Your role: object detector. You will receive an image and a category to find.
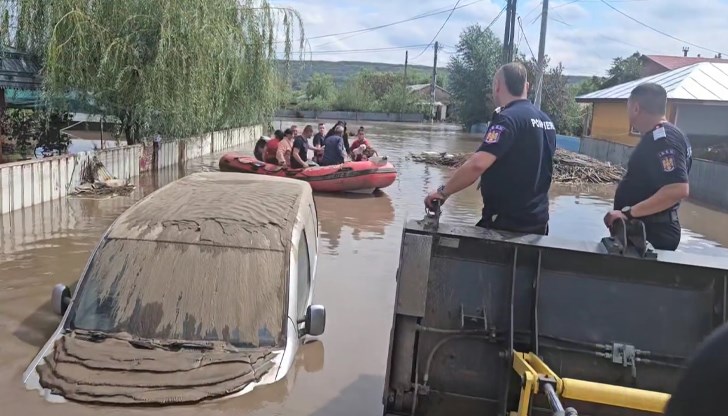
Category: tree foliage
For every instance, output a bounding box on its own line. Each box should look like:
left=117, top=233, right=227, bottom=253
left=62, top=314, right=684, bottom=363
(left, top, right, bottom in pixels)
left=601, top=52, right=643, bottom=88
left=519, top=56, right=583, bottom=136
left=296, top=70, right=423, bottom=114
left=574, top=76, right=607, bottom=96
left=11, top=0, right=303, bottom=143
left=305, top=73, right=336, bottom=102
left=447, top=24, right=503, bottom=130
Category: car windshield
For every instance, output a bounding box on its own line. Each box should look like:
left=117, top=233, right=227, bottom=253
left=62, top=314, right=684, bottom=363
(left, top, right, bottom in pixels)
left=69, top=238, right=287, bottom=349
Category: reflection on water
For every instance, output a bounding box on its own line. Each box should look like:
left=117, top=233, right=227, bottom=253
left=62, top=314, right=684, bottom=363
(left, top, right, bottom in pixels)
left=1, top=119, right=728, bottom=416
left=315, top=192, right=395, bottom=254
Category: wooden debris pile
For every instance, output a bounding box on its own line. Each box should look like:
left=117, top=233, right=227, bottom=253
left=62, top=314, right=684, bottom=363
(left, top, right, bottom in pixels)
left=409, top=148, right=625, bottom=184
left=70, top=155, right=136, bottom=197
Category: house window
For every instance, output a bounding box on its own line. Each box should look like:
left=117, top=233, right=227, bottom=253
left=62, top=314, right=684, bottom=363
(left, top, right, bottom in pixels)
left=296, top=231, right=311, bottom=321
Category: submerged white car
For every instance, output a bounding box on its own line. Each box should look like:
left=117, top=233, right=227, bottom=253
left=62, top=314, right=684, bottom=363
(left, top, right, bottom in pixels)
left=23, top=172, right=325, bottom=405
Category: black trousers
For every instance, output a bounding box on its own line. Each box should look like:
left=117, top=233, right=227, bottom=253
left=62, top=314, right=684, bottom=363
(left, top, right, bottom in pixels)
left=476, top=215, right=549, bottom=236
left=644, top=221, right=681, bottom=251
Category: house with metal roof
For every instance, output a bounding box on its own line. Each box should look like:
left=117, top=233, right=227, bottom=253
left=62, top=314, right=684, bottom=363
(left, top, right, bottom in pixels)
left=640, top=54, right=727, bottom=78
left=407, top=83, right=452, bottom=121
left=576, top=62, right=728, bottom=148
left=0, top=46, right=42, bottom=110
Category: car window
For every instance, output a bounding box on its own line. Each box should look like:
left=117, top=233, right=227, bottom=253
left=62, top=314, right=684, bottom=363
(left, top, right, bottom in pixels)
left=297, top=231, right=311, bottom=321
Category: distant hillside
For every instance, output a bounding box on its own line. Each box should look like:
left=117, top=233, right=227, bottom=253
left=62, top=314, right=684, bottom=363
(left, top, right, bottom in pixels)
left=565, top=75, right=590, bottom=86
left=277, top=59, right=590, bottom=91
left=277, top=60, right=448, bottom=90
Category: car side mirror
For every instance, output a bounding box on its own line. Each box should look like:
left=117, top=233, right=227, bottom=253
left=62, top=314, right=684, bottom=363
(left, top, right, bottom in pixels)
left=304, top=304, right=326, bottom=336
left=51, top=284, right=71, bottom=316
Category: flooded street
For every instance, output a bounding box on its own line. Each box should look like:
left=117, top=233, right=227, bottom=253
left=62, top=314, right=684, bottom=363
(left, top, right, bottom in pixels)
left=1, top=120, right=727, bottom=415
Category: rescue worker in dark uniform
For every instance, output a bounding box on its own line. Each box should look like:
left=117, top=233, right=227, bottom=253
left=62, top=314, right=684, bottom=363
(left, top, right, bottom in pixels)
left=425, top=62, right=557, bottom=235
left=603, top=83, right=692, bottom=251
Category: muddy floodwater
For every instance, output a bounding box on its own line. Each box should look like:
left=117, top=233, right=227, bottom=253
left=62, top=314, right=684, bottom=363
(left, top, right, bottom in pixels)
left=2, top=120, right=728, bottom=415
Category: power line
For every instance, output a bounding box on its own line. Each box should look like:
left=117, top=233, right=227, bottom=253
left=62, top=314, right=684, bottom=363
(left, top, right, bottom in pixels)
left=412, top=0, right=463, bottom=60
left=301, top=0, right=485, bottom=43
left=276, top=44, right=431, bottom=56
left=310, top=1, right=485, bottom=49
left=599, top=0, right=726, bottom=56
left=517, top=16, right=537, bottom=60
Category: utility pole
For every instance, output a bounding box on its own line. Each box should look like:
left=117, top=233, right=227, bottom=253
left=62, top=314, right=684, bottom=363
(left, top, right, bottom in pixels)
left=404, top=50, right=409, bottom=84
left=534, top=0, right=548, bottom=109
left=503, top=0, right=512, bottom=62
left=431, top=41, right=438, bottom=122
left=511, top=1, right=518, bottom=62
left=503, top=0, right=518, bottom=62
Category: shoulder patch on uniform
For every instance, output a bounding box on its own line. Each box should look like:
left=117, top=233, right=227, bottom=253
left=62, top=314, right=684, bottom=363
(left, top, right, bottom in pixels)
left=658, top=149, right=676, bottom=172
left=653, top=126, right=666, bottom=140
left=483, top=124, right=505, bottom=144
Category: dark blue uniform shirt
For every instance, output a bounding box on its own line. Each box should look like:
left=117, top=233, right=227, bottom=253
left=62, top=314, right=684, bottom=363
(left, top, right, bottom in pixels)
left=321, top=135, right=345, bottom=166
left=477, top=99, right=557, bottom=231
left=613, top=122, right=692, bottom=250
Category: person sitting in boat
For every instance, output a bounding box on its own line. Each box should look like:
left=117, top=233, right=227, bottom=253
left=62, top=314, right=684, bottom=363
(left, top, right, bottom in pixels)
left=254, top=136, right=269, bottom=161
left=277, top=128, right=305, bottom=168
left=292, top=125, right=319, bottom=169
left=350, top=127, right=378, bottom=161
left=326, top=121, right=351, bottom=157
left=321, top=125, right=349, bottom=166
left=264, top=130, right=284, bottom=164
left=313, top=123, right=326, bottom=164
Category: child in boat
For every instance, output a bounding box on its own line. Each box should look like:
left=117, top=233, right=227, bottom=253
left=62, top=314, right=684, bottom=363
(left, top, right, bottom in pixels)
left=350, top=127, right=378, bottom=161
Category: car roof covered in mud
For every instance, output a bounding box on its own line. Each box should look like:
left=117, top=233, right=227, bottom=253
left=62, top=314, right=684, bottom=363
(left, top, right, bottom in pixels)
left=107, top=172, right=312, bottom=252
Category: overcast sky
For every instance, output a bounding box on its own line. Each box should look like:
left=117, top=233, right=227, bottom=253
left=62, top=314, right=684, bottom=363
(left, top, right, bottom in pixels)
left=273, top=0, right=728, bottom=76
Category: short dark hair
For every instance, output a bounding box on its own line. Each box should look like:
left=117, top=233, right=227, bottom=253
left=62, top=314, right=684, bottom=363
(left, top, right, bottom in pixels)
left=283, top=128, right=293, bottom=136
left=274, top=129, right=284, bottom=139
left=630, top=83, right=667, bottom=115
left=318, top=123, right=325, bottom=127
left=500, top=62, right=528, bottom=96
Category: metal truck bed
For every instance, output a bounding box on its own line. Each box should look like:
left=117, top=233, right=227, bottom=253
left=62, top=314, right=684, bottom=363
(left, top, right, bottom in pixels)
left=383, top=220, right=728, bottom=416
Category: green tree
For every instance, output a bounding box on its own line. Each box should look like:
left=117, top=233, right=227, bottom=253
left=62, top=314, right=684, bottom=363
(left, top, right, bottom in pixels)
left=377, top=84, right=422, bottom=114
left=574, top=76, right=606, bottom=96
left=358, top=71, right=401, bottom=99
left=13, top=0, right=303, bottom=144
left=601, top=52, right=643, bottom=88
left=305, top=72, right=335, bottom=101
left=519, top=56, right=583, bottom=136
left=334, top=75, right=376, bottom=112
left=447, top=24, right=503, bottom=129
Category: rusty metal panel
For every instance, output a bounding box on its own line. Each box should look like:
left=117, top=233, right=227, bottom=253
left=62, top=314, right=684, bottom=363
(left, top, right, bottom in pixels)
left=396, top=233, right=433, bottom=317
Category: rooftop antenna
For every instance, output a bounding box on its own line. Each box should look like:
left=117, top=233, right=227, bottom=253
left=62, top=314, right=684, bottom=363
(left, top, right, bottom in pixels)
left=682, top=47, right=689, bottom=57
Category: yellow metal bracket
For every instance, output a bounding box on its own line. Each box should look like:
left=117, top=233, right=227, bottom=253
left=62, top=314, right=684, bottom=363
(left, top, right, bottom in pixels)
left=511, top=351, right=671, bottom=415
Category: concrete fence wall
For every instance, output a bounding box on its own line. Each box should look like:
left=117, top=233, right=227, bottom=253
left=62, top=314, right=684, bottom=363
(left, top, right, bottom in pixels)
left=0, top=125, right=261, bottom=214
left=275, top=109, right=424, bottom=123
left=0, top=147, right=141, bottom=215
left=579, top=136, right=728, bottom=210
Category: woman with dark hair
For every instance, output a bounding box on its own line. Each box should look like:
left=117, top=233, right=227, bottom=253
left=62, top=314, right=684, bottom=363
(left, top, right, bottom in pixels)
left=253, top=136, right=268, bottom=161
left=326, top=121, right=351, bottom=156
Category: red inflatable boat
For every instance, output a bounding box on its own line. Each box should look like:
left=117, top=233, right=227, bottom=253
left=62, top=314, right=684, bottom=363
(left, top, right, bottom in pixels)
left=219, top=152, right=397, bottom=193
